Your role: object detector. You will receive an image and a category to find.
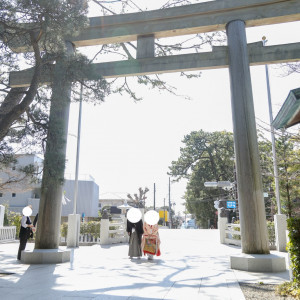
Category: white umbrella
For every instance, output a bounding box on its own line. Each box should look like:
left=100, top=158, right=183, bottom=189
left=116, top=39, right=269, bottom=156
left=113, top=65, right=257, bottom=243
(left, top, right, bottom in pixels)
left=117, top=200, right=132, bottom=210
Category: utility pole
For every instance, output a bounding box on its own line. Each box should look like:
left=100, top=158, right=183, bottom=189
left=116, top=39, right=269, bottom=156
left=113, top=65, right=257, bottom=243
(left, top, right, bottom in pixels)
left=163, top=198, right=166, bottom=226
left=168, top=177, right=172, bottom=228
left=73, top=83, right=83, bottom=215
left=153, top=183, right=156, bottom=210
left=67, top=82, right=83, bottom=248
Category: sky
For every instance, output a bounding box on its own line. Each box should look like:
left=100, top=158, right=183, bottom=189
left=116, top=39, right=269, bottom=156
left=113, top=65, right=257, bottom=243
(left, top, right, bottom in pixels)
left=64, top=2, right=300, bottom=214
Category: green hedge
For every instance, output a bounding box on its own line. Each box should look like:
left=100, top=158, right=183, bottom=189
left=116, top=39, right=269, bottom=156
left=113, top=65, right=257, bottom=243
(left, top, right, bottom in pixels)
left=80, top=221, right=100, bottom=239
left=4, top=207, right=22, bottom=239
left=276, top=218, right=300, bottom=298
left=267, top=221, right=275, bottom=246
left=60, top=221, right=100, bottom=241
left=287, top=217, right=300, bottom=287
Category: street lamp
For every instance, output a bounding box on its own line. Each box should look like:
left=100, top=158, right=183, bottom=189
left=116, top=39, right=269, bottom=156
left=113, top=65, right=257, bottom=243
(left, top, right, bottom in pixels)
left=262, top=36, right=286, bottom=252
left=262, top=36, right=281, bottom=215
left=67, top=83, right=83, bottom=248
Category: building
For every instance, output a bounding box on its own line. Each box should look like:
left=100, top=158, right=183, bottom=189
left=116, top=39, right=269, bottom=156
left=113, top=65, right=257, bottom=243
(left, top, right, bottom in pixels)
left=98, top=192, right=129, bottom=211
left=272, top=87, right=300, bottom=129
left=0, top=154, right=99, bottom=218
left=0, top=154, right=43, bottom=215
left=62, top=175, right=99, bottom=218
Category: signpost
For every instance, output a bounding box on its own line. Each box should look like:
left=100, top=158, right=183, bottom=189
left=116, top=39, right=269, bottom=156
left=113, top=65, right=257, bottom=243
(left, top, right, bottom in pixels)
left=227, top=201, right=236, bottom=209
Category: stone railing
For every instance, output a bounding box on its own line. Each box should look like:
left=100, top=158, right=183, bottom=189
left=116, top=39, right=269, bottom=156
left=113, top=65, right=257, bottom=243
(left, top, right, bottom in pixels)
left=224, top=223, right=241, bottom=246
left=219, top=216, right=282, bottom=250
left=100, top=217, right=129, bottom=245
left=0, top=226, right=17, bottom=242
left=79, top=234, right=100, bottom=244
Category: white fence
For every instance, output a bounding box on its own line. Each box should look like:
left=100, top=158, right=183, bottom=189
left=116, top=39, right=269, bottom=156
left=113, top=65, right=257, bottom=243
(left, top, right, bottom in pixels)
left=79, top=234, right=100, bottom=244
left=60, top=217, right=128, bottom=246
left=0, top=226, right=16, bottom=242
left=220, top=220, right=277, bottom=250
left=100, top=217, right=128, bottom=245
left=224, top=223, right=241, bottom=246
left=108, top=220, right=128, bottom=244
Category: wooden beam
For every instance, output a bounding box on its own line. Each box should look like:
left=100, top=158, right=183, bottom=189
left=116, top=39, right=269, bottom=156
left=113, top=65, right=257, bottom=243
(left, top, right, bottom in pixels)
left=9, top=42, right=300, bottom=88
left=8, top=0, right=300, bottom=53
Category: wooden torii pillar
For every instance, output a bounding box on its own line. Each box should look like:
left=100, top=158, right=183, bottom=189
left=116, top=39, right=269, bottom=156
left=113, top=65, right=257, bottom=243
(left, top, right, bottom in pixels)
left=7, top=0, right=300, bottom=263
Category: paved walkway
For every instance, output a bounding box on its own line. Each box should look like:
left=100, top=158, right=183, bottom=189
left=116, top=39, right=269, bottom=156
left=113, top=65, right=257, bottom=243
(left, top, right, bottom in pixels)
left=0, top=229, right=290, bottom=300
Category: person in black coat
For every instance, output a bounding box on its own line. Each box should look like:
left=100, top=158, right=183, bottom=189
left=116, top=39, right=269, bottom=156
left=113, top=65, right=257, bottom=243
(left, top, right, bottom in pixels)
left=17, top=206, right=35, bottom=260
left=127, top=219, right=144, bottom=259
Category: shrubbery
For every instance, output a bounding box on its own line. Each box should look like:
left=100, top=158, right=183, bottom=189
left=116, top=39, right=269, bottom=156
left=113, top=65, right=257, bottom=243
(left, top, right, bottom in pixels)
left=3, top=205, right=22, bottom=238
left=267, top=221, right=275, bottom=247
left=80, top=221, right=100, bottom=239
left=61, top=222, right=68, bottom=241
left=287, top=218, right=300, bottom=286
left=60, top=221, right=100, bottom=241
left=276, top=282, right=300, bottom=299
left=276, top=217, right=300, bottom=299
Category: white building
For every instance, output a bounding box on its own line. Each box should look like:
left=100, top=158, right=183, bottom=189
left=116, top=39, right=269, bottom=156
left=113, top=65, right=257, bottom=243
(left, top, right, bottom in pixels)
left=62, top=175, right=99, bottom=218
left=0, top=154, right=99, bottom=218
left=98, top=192, right=134, bottom=211
left=0, top=154, right=43, bottom=215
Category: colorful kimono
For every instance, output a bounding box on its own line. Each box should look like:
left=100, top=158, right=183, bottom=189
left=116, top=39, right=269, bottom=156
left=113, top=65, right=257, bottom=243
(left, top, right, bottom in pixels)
left=141, top=222, right=161, bottom=257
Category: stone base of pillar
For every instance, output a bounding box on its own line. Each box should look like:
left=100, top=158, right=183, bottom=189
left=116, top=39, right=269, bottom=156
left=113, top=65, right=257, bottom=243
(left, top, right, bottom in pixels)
left=230, top=253, right=286, bottom=272
left=21, top=249, right=70, bottom=264
left=67, top=214, right=80, bottom=248
left=274, top=214, right=287, bottom=252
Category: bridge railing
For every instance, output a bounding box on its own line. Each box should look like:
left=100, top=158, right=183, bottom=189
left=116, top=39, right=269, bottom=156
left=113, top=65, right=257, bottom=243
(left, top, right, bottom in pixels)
left=0, top=226, right=17, bottom=242
left=219, top=217, right=278, bottom=250
left=79, top=234, right=100, bottom=244
left=100, top=217, right=129, bottom=245
left=224, top=223, right=241, bottom=246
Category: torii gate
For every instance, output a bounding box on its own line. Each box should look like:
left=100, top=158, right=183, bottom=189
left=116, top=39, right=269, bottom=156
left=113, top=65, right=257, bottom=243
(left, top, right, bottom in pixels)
left=9, top=0, right=300, bottom=265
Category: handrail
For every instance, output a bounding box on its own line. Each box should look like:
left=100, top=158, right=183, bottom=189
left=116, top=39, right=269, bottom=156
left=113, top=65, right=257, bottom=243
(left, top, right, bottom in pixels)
left=0, top=226, right=17, bottom=242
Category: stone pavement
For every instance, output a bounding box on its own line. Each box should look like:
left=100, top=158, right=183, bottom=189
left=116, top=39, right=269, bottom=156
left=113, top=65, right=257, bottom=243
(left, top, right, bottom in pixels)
left=0, top=229, right=290, bottom=300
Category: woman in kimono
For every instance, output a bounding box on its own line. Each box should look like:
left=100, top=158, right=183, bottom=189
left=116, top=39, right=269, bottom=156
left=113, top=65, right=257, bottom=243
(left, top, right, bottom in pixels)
left=141, top=222, right=161, bottom=260
left=127, top=218, right=144, bottom=259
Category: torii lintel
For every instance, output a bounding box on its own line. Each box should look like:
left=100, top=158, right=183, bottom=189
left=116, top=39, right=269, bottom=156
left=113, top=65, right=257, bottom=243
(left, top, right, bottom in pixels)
left=8, top=0, right=300, bottom=53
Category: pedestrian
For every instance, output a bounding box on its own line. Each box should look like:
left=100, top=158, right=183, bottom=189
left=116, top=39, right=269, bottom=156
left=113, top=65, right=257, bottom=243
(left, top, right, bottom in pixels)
left=17, top=205, right=35, bottom=260
left=127, top=218, right=144, bottom=259
left=141, top=221, right=161, bottom=260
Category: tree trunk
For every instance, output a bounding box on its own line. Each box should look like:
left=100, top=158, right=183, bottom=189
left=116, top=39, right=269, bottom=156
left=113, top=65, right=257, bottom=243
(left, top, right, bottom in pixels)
left=0, top=87, right=28, bottom=140
left=35, top=43, right=74, bottom=249
left=0, top=37, right=47, bottom=142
